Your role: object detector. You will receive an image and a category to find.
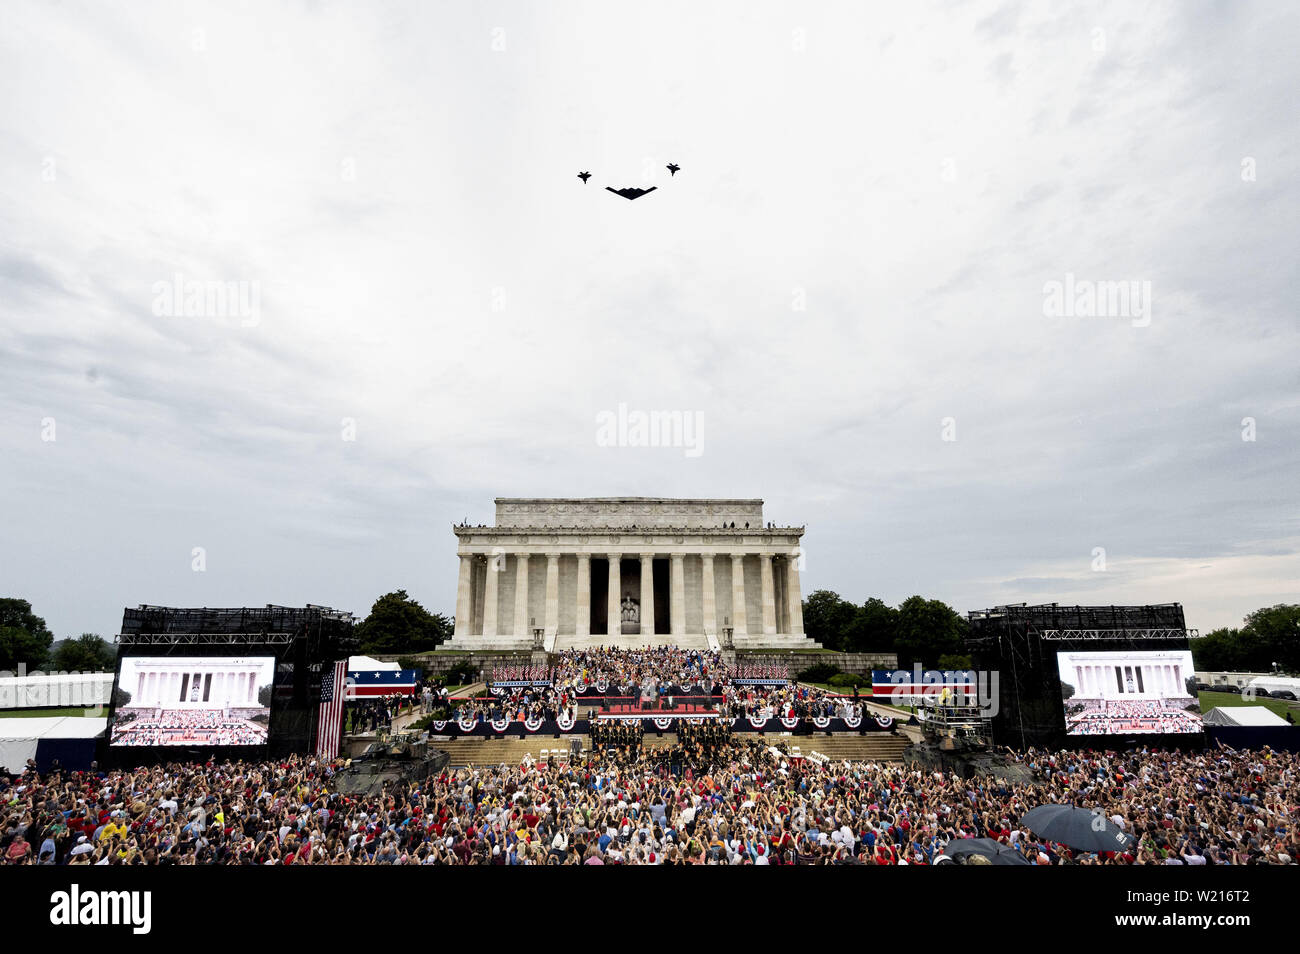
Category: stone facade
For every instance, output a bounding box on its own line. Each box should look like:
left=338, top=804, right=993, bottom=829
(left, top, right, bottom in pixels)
left=440, top=497, right=818, bottom=651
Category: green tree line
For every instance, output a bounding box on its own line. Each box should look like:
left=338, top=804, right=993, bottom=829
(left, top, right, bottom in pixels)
left=800, top=590, right=970, bottom=668
left=0, top=598, right=117, bottom=672
left=1190, top=604, right=1300, bottom=674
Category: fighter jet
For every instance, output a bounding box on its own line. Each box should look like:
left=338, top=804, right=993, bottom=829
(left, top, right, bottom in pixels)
left=577, top=171, right=591, bottom=184
left=666, top=163, right=680, bottom=176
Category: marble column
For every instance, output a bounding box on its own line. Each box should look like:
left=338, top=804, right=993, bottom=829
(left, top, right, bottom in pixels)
left=700, top=554, right=717, bottom=636
left=670, top=553, right=686, bottom=636
left=639, top=553, right=656, bottom=637
left=730, top=554, right=748, bottom=635
left=544, top=553, right=560, bottom=638
left=453, top=554, right=473, bottom=637
left=606, top=554, right=621, bottom=636
left=575, top=553, right=592, bottom=638
left=482, top=551, right=501, bottom=637
left=759, top=552, right=777, bottom=635
left=514, top=553, right=531, bottom=637
left=786, top=554, right=805, bottom=635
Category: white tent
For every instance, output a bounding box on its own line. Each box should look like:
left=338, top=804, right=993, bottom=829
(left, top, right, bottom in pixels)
left=1247, top=676, right=1300, bottom=695
left=1201, top=706, right=1289, bottom=727
left=348, top=655, right=400, bottom=672
left=0, top=716, right=108, bottom=772
left=0, top=672, right=114, bottom=709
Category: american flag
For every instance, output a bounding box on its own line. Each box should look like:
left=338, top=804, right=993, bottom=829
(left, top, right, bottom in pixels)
left=316, top=659, right=348, bottom=759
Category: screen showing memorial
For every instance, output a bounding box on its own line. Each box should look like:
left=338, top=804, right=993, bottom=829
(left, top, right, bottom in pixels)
left=1057, top=649, right=1202, bottom=736
left=110, top=656, right=275, bottom=746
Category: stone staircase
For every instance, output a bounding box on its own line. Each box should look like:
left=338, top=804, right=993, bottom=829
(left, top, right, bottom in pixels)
left=793, top=735, right=910, bottom=763
left=433, top=736, right=582, bottom=767
left=731, top=634, right=824, bottom=650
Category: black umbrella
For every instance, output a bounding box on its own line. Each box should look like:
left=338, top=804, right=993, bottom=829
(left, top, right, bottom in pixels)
left=943, top=837, right=1031, bottom=866
left=1022, top=804, right=1136, bottom=853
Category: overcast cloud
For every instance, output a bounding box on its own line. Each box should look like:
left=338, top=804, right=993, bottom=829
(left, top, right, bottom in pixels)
left=2, top=0, right=1297, bottom=640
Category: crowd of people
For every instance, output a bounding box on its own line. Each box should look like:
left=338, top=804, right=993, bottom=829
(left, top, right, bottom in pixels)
left=589, top=720, right=643, bottom=755
left=5, top=739, right=1294, bottom=864
left=453, top=684, right=578, bottom=726
left=719, top=682, right=860, bottom=722
left=110, top=710, right=267, bottom=747
left=463, top=647, right=820, bottom=724
left=550, top=646, right=725, bottom=696
left=1066, top=699, right=1204, bottom=735
left=345, top=693, right=418, bottom=734
left=673, top=720, right=729, bottom=754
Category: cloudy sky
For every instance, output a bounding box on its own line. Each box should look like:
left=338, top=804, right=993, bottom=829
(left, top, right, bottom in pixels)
left=2, top=0, right=1296, bottom=641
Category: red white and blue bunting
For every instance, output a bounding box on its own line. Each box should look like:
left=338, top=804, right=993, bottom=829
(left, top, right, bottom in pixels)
left=421, top=715, right=893, bottom=738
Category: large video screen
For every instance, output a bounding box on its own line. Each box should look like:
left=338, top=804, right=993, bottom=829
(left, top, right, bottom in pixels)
left=110, top=656, right=275, bottom=746
left=1057, top=649, right=1202, bottom=735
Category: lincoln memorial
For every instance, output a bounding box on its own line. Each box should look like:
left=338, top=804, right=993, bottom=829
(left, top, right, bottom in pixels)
left=441, top=498, right=820, bottom=651
left=1056, top=650, right=1196, bottom=701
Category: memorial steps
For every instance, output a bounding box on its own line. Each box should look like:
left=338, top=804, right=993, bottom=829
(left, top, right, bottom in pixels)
left=731, top=634, right=824, bottom=650
left=799, top=735, right=910, bottom=762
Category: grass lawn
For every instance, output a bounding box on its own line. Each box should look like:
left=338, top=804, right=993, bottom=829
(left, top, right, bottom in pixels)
left=1198, top=690, right=1294, bottom=721
left=0, top=707, right=98, bottom=719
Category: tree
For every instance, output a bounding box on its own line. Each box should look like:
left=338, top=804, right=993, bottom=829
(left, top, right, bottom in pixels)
left=50, top=633, right=117, bottom=672
left=844, top=598, right=899, bottom=653
left=355, top=590, right=452, bottom=655
left=1190, top=627, right=1242, bottom=671
left=893, top=595, right=966, bottom=669
left=0, top=598, right=54, bottom=671
left=1190, top=606, right=1300, bottom=674
left=1241, top=604, right=1300, bottom=674
left=800, top=590, right=860, bottom=651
